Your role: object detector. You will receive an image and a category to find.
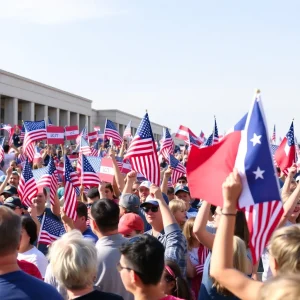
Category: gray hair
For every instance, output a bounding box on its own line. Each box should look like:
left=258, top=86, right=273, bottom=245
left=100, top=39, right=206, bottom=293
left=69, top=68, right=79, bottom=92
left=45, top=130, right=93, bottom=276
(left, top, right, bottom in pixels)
left=48, top=230, right=97, bottom=290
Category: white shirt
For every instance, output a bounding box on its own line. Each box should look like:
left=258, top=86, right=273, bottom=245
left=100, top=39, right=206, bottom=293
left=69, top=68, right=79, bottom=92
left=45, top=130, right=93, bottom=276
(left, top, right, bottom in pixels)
left=18, top=246, right=48, bottom=278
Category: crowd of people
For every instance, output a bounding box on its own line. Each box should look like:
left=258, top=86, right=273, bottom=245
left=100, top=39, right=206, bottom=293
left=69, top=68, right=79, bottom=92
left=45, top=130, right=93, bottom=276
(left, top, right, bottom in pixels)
left=0, top=130, right=300, bottom=300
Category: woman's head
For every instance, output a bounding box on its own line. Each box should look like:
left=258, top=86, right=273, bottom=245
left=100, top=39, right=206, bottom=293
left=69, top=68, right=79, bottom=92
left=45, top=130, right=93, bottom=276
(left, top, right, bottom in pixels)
left=212, top=236, right=248, bottom=296
left=48, top=230, right=97, bottom=291
left=20, top=216, right=37, bottom=246
left=183, top=217, right=198, bottom=250
left=161, top=260, right=192, bottom=300
left=257, top=274, right=300, bottom=300
left=268, top=224, right=300, bottom=276
left=169, top=199, right=187, bottom=227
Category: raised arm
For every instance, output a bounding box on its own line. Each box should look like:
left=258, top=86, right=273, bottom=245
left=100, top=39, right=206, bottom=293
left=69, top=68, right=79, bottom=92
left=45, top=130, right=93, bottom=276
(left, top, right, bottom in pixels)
left=110, top=149, right=125, bottom=192
left=210, top=169, right=262, bottom=300
left=122, top=171, right=137, bottom=194
left=193, top=200, right=215, bottom=250
left=160, top=167, right=172, bottom=195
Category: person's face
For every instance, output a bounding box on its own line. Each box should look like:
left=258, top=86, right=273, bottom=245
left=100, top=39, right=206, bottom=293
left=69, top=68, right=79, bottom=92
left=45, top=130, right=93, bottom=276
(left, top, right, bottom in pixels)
left=33, top=193, right=46, bottom=209
left=167, top=193, right=174, bottom=201
left=213, top=207, right=222, bottom=228
left=9, top=174, right=19, bottom=186
left=132, top=183, right=140, bottom=197
left=13, top=206, right=23, bottom=216
left=290, top=200, right=300, bottom=219
left=173, top=208, right=187, bottom=225
left=104, top=188, right=114, bottom=200
left=139, top=187, right=149, bottom=202
left=143, top=205, right=160, bottom=225
left=160, top=270, right=176, bottom=296
left=73, top=215, right=86, bottom=230
left=177, top=179, right=187, bottom=186
left=175, top=191, right=191, bottom=204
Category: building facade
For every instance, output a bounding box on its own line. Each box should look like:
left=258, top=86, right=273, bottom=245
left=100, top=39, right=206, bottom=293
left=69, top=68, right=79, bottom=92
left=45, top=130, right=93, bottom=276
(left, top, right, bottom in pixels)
left=0, top=69, right=167, bottom=140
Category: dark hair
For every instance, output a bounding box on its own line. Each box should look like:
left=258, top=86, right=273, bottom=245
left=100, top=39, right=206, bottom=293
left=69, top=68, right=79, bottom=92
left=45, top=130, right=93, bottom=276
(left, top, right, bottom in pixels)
left=234, top=211, right=249, bottom=248
left=21, top=216, right=37, bottom=245
left=164, top=260, right=192, bottom=300
left=210, top=205, right=217, bottom=216
left=105, top=183, right=113, bottom=192
left=177, top=176, right=187, bottom=183
left=3, top=145, right=9, bottom=153
left=0, top=206, right=21, bottom=255
left=91, top=199, right=119, bottom=232
left=87, top=187, right=100, bottom=200
left=43, top=187, right=47, bottom=197
left=167, top=187, right=174, bottom=195
left=119, top=235, right=165, bottom=285
left=76, top=201, right=88, bottom=220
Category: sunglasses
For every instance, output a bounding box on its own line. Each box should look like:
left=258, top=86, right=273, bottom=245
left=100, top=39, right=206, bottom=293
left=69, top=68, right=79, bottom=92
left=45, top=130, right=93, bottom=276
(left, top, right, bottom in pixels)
left=86, top=203, right=93, bottom=208
left=142, top=206, right=159, bottom=213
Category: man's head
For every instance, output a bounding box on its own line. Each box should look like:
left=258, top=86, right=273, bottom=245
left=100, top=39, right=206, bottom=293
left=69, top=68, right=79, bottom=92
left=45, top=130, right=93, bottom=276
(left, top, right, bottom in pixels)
left=174, top=185, right=191, bottom=205
left=33, top=188, right=48, bottom=210
left=118, top=213, right=144, bottom=238
left=73, top=201, right=88, bottom=233
left=167, top=187, right=175, bottom=201
left=177, top=176, right=187, bottom=186
left=3, top=145, right=9, bottom=154
left=138, top=181, right=151, bottom=202
left=119, top=193, right=140, bottom=217
left=0, top=206, right=21, bottom=256
left=118, top=235, right=165, bottom=294
left=140, top=196, right=163, bottom=230
left=87, top=187, right=100, bottom=203
left=9, top=171, right=20, bottom=187
left=4, top=196, right=23, bottom=216
left=104, top=183, right=114, bottom=200
left=132, top=181, right=141, bottom=197
left=90, top=199, right=119, bottom=236
left=0, top=185, right=18, bottom=201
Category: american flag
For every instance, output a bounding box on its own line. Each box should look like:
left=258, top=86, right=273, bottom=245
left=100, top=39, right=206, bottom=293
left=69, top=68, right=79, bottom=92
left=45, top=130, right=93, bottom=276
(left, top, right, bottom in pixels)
left=90, top=141, right=99, bottom=156
left=76, top=127, right=88, bottom=145
left=189, top=134, right=201, bottom=150
left=124, top=113, right=160, bottom=186
left=37, top=157, right=58, bottom=205
left=33, top=146, right=42, bottom=164
left=0, top=124, right=14, bottom=145
left=18, top=159, right=38, bottom=208
left=32, top=167, right=47, bottom=181
left=213, top=116, right=219, bottom=143
left=204, top=133, right=213, bottom=146
left=81, top=154, right=100, bottom=186
left=123, top=121, right=132, bottom=138
left=38, top=214, right=65, bottom=246
left=86, top=156, right=101, bottom=173
left=270, top=144, right=279, bottom=167
left=48, top=117, right=53, bottom=126
left=20, top=124, right=25, bottom=141
left=24, top=141, right=35, bottom=162
left=199, top=130, right=206, bottom=143
left=169, top=154, right=186, bottom=185
left=160, top=128, right=174, bottom=161
left=104, top=119, right=123, bottom=145
left=175, top=125, right=201, bottom=146
left=115, top=156, right=124, bottom=170
left=80, top=136, right=91, bottom=156
left=271, top=125, right=276, bottom=144
left=16, top=152, right=27, bottom=168
left=64, top=155, right=79, bottom=220
left=0, top=137, right=5, bottom=163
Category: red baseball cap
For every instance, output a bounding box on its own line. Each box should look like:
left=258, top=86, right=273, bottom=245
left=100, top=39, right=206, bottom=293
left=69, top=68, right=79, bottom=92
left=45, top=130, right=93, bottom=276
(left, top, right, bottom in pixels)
left=118, top=213, right=144, bottom=236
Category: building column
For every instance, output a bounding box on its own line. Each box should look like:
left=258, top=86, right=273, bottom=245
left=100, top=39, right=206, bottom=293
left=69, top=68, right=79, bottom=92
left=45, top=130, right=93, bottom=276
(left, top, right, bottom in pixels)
left=66, top=111, right=70, bottom=126
left=21, top=101, right=35, bottom=122
left=49, top=107, right=59, bottom=126
left=59, top=110, right=68, bottom=127
left=70, top=112, right=79, bottom=126
left=85, top=115, right=89, bottom=131
left=79, top=114, right=85, bottom=131
left=36, top=105, right=48, bottom=122
left=4, top=97, right=18, bottom=125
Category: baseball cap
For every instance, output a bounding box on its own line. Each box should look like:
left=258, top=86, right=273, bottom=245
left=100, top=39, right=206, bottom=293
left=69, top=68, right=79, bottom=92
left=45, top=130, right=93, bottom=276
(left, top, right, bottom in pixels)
left=0, top=175, right=6, bottom=183
left=1, top=185, right=18, bottom=196
left=119, top=193, right=140, bottom=214
left=139, top=181, right=151, bottom=189
left=118, top=213, right=144, bottom=236
left=140, top=195, right=159, bottom=208
left=174, top=185, right=190, bottom=195
left=4, top=196, right=23, bottom=209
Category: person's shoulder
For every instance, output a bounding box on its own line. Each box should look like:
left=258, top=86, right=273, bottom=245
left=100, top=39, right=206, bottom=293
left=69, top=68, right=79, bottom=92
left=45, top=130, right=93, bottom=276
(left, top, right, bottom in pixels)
left=92, top=290, right=123, bottom=299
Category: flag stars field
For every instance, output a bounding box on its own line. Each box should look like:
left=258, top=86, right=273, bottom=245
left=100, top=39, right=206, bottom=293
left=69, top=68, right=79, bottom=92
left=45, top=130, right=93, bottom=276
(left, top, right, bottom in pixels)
left=253, top=166, right=265, bottom=179
left=250, top=133, right=262, bottom=146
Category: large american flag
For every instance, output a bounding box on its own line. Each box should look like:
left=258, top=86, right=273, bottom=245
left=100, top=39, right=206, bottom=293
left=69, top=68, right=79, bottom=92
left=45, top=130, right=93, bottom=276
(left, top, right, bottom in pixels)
left=80, top=136, right=91, bottom=156
left=37, top=157, right=58, bottom=205
left=169, top=154, right=186, bottom=185
left=123, top=120, right=132, bottom=138
left=104, top=119, right=123, bottom=145
left=160, top=128, right=174, bottom=161
left=124, top=113, right=160, bottom=186
left=64, top=155, right=79, bottom=220
left=0, top=137, right=5, bottom=163
left=81, top=154, right=100, bottom=186
left=18, top=159, right=37, bottom=208
left=38, top=214, right=65, bottom=246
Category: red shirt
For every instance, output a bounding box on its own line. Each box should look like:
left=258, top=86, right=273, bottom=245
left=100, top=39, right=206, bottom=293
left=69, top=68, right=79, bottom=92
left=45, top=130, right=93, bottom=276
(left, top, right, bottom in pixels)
left=17, top=260, right=43, bottom=280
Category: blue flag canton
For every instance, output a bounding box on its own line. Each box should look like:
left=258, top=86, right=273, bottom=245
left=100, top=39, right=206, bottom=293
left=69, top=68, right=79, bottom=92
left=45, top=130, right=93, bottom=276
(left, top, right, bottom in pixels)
left=24, top=120, right=46, bottom=132
left=47, top=157, right=57, bottom=175
left=234, top=113, right=248, bottom=131
left=205, top=133, right=213, bottom=146
left=23, top=160, right=34, bottom=182
left=286, top=122, right=295, bottom=146
left=106, top=120, right=118, bottom=131
left=80, top=136, right=89, bottom=147
left=245, top=99, right=281, bottom=203
left=169, top=154, right=179, bottom=168
left=32, top=167, right=47, bottom=181
left=87, top=156, right=101, bottom=173
left=0, top=136, right=5, bottom=147
left=64, top=156, right=74, bottom=182
left=136, top=113, right=154, bottom=140
left=165, top=128, right=172, bottom=139
left=48, top=117, right=53, bottom=125
left=82, top=155, right=96, bottom=173
left=214, top=118, right=219, bottom=139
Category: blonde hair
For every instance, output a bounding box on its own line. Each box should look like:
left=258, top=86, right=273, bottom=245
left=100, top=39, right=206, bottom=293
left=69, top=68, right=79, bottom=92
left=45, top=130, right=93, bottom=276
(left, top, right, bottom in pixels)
left=183, top=217, right=196, bottom=251
left=48, top=230, right=97, bottom=290
left=258, top=274, right=300, bottom=300
left=169, top=199, right=186, bottom=215
left=269, top=224, right=300, bottom=275
left=213, top=236, right=248, bottom=296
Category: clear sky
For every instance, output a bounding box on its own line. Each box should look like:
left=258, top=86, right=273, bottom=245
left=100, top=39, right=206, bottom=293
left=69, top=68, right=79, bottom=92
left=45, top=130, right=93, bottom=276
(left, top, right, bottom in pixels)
left=0, top=0, right=299, bottom=141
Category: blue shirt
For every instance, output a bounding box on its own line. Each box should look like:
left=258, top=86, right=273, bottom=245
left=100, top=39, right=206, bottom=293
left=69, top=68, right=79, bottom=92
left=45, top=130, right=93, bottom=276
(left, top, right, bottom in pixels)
left=0, top=270, right=63, bottom=300
left=83, top=227, right=98, bottom=243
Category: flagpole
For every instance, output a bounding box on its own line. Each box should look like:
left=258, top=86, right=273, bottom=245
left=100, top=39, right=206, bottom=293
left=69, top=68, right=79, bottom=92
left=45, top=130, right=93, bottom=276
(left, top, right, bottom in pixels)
left=37, top=212, right=46, bottom=249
